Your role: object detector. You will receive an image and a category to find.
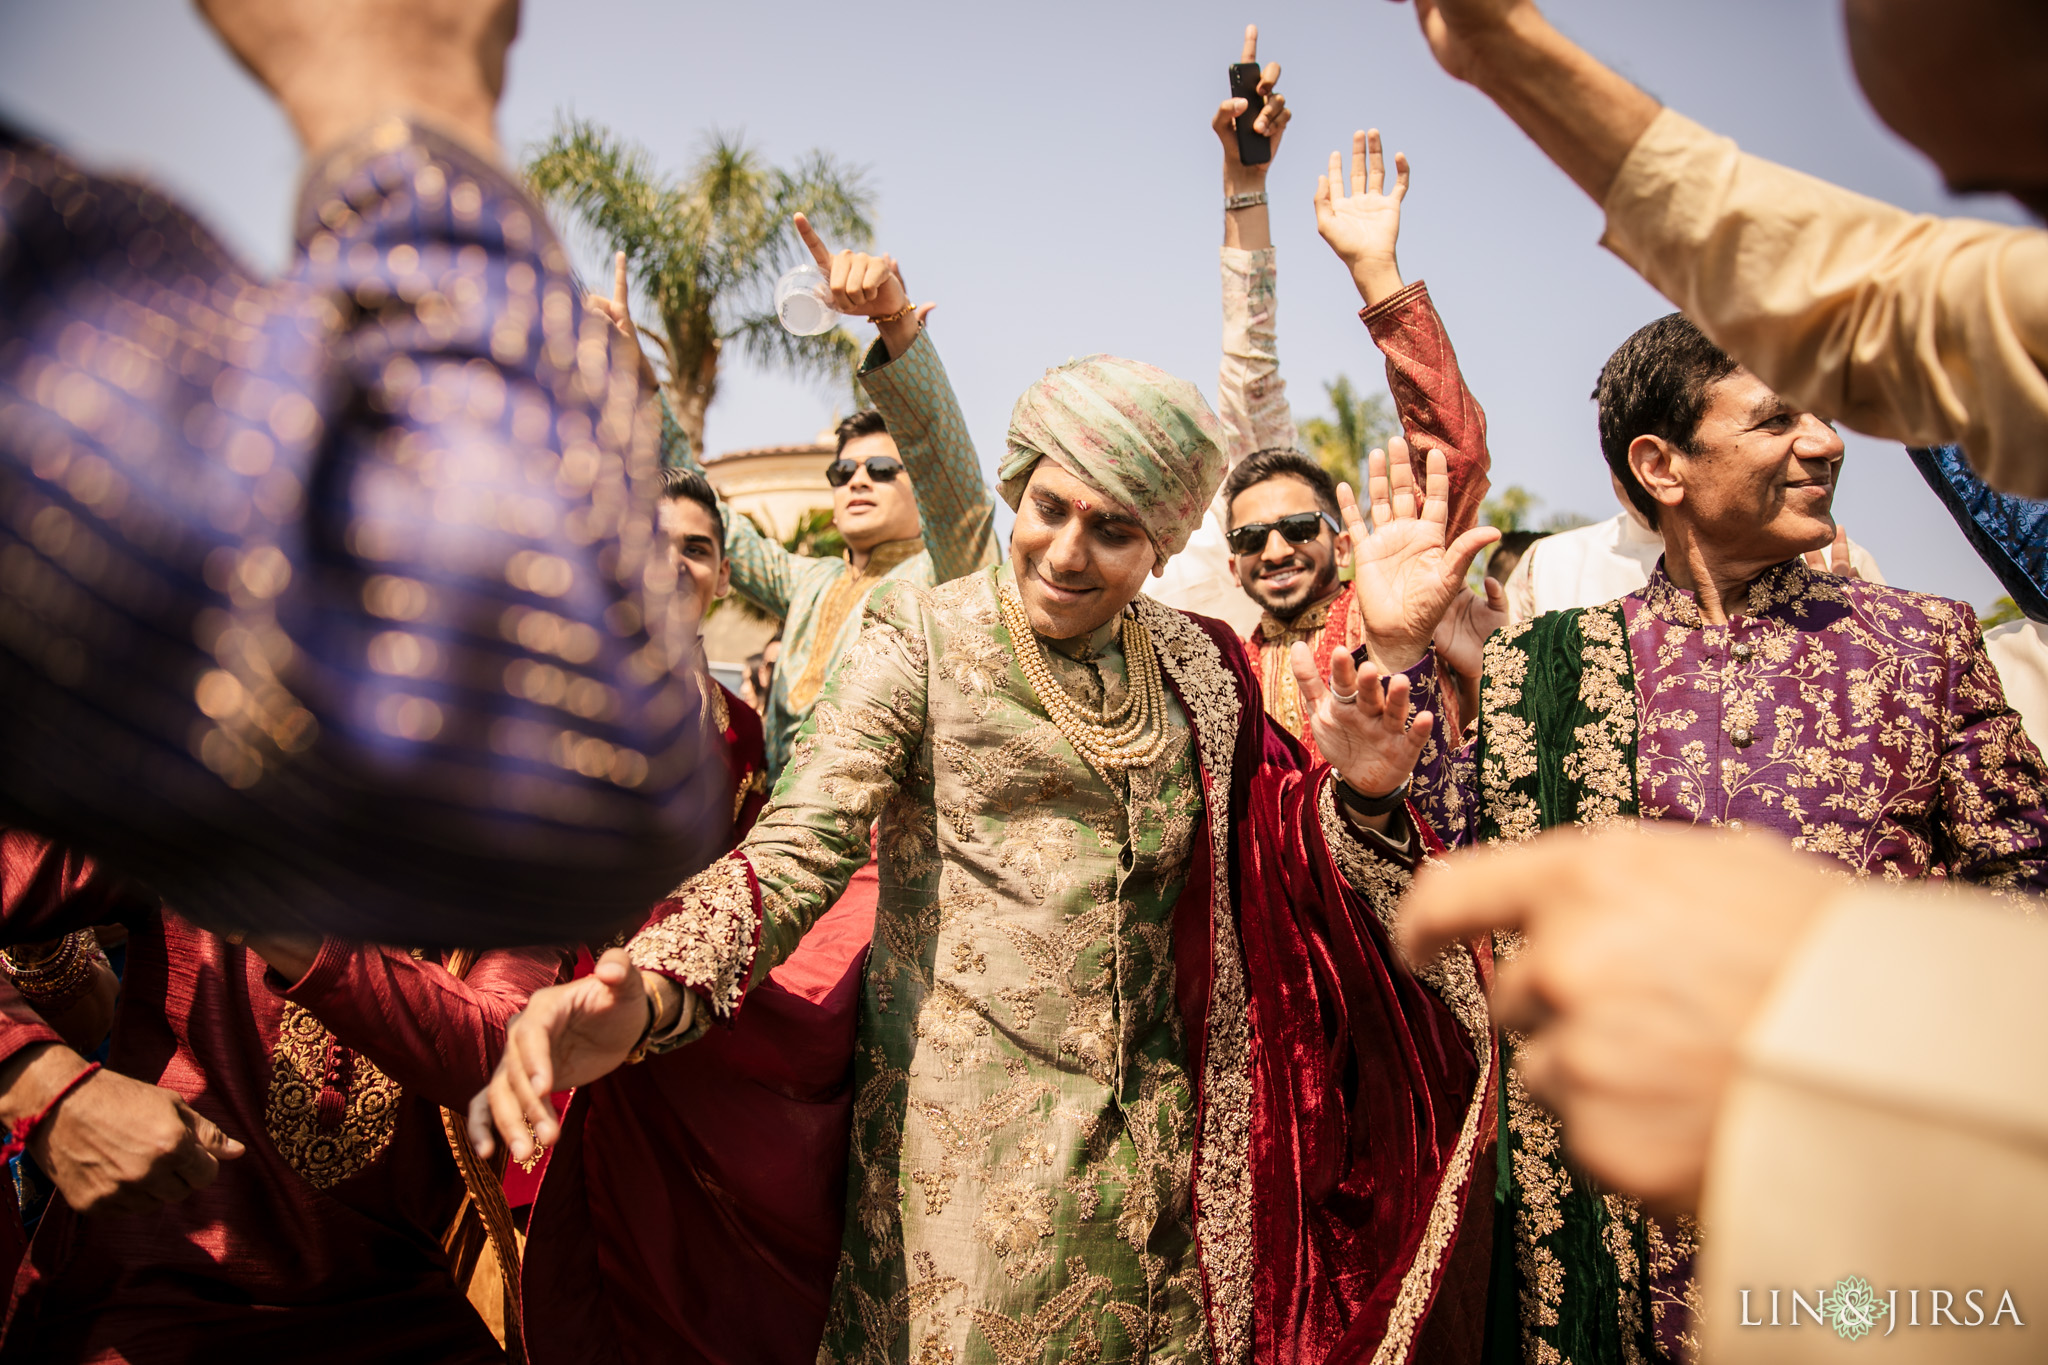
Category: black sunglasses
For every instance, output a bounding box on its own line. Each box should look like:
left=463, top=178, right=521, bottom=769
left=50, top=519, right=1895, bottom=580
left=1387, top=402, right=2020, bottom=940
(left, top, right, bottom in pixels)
left=825, top=456, right=905, bottom=488
left=1226, top=510, right=1341, bottom=557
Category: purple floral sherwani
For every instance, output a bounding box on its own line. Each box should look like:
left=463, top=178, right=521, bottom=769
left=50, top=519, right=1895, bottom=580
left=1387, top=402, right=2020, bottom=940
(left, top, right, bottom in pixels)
left=1414, top=558, right=2048, bottom=884
left=1394, top=556, right=2048, bottom=1365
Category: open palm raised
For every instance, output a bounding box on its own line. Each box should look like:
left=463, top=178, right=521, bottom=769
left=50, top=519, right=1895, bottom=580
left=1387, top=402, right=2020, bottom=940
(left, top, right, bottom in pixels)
left=1345, top=437, right=1500, bottom=671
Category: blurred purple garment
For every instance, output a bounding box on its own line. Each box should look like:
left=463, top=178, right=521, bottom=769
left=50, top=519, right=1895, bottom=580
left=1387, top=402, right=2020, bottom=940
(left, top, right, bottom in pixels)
left=0, top=117, right=722, bottom=944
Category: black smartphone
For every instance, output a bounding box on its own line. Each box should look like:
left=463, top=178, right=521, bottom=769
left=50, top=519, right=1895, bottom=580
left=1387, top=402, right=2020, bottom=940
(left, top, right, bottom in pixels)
left=1229, top=62, right=1270, bottom=166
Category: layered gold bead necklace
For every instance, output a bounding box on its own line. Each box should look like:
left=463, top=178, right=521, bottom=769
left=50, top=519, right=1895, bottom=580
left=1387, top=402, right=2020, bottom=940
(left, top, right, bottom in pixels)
left=997, top=585, right=1171, bottom=776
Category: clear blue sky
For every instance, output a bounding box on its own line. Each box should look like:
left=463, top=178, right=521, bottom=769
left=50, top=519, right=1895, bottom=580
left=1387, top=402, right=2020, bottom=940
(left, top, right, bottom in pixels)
left=2, top=0, right=2030, bottom=609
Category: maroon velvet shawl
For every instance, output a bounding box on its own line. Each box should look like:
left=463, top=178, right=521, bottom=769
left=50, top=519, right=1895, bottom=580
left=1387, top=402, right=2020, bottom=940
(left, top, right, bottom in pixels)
left=1177, top=611, right=1494, bottom=1363
left=518, top=864, right=875, bottom=1365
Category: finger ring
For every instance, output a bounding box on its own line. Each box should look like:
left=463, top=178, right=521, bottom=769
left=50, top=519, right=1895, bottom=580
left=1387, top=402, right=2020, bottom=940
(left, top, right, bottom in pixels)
left=1331, top=688, right=1359, bottom=706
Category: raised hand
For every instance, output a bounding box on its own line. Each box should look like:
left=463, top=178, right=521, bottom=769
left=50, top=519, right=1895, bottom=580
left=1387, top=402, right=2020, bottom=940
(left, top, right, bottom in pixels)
left=1345, top=438, right=1502, bottom=671
left=792, top=214, right=931, bottom=359
left=584, top=250, right=658, bottom=391
left=1803, top=523, right=1861, bottom=580
left=1292, top=644, right=1434, bottom=813
left=1212, top=25, right=1291, bottom=177
left=1433, top=572, right=1510, bottom=681
left=467, top=948, right=664, bottom=1162
left=1315, top=128, right=1410, bottom=307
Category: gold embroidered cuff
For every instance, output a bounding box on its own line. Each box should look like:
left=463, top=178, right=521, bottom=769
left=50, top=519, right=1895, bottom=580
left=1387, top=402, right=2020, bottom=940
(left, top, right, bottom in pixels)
left=625, top=853, right=759, bottom=1046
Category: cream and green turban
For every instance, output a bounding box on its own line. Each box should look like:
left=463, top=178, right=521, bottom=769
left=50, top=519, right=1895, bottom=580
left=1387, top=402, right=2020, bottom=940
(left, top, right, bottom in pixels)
left=999, top=355, right=1226, bottom=567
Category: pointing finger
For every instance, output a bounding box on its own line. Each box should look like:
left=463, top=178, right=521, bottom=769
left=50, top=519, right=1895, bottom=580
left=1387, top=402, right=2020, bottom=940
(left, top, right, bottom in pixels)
left=793, top=213, right=832, bottom=267
left=611, top=250, right=629, bottom=315
left=1352, top=129, right=1369, bottom=196
left=1242, top=23, right=1258, bottom=62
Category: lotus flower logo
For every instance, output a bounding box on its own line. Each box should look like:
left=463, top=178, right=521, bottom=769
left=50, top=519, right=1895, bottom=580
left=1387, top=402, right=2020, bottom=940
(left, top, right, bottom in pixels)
left=1823, top=1275, right=1890, bottom=1341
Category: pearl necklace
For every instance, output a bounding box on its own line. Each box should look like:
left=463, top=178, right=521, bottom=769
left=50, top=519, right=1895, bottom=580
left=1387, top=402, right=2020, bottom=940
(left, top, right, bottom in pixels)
left=997, top=585, right=1172, bottom=776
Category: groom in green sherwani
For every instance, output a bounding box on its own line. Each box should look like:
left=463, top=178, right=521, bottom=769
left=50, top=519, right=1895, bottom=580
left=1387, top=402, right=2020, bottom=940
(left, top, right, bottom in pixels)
left=473, top=316, right=1505, bottom=1362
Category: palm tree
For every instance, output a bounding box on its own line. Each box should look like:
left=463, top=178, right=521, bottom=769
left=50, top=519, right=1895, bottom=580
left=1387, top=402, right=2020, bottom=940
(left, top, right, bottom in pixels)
left=1298, top=375, right=1399, bottom=490
left=527, top=117, right=875, bottom=455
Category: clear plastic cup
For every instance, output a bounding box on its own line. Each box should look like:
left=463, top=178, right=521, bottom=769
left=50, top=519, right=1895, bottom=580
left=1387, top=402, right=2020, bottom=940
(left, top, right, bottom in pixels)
left=774, top=264, right=840, bottom=337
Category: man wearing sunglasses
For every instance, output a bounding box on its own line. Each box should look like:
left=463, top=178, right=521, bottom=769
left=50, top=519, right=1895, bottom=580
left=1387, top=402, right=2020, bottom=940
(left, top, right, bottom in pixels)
left=625, top=218, right=1001, bottom=781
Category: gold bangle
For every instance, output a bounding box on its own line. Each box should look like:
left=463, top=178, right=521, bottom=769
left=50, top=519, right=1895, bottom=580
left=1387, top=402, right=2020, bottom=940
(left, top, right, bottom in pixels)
left=624, top=991, right=659, bottom=1066
left=870, top=301, right=918, bottom=327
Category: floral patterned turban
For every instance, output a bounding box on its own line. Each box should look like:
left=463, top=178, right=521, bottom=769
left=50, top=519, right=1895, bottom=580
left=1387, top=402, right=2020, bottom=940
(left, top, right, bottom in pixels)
left=999, top=355, right=1226, bottom=566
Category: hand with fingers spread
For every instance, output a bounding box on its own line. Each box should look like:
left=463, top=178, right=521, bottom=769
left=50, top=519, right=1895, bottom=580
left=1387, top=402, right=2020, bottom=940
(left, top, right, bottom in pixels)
left=1343, top=438, right=1502, bottom=671
left=1802, top=523, right=1861, bottom=580
left=5, top=1045, right=246, bottom=1216
left=1315, top=128, right=1411, bottom=309
left=1397, top=823, right=1842, bottom=1213
left=1290, top=644, right=1435, bottom=828
left=466, top=947, right=680, bottom=1162
left=791, top=214, right=933, bottom=361
left=1213, top=24, right=1292, bottom=188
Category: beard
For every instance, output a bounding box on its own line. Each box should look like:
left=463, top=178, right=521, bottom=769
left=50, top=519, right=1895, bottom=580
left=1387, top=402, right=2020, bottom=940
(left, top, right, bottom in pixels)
left=1245, top=553, right=1339, bottom=620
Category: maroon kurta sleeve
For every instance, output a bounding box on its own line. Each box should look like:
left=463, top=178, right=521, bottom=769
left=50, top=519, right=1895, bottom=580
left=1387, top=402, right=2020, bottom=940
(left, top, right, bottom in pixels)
left=275, top=942, right=568, bottom=1110
left=1362, top=280, right=1492, bottom=541
left=0, top=833, right=152, bottom=1068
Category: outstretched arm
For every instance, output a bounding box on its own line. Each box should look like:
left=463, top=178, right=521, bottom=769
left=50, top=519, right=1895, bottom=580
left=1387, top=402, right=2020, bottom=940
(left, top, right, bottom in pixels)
left=1215, top=25, right=1299, bottom=463
left=470, top=577, right=932, bottom=1160
left=1316, top=128, right=1492, bottom=537
left=1399, top=0, right=2048, bottom=499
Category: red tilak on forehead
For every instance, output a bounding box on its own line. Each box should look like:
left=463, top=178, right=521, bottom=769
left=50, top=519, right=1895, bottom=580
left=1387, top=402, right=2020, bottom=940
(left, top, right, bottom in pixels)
left=1075, top=498, right=1091, bottom=512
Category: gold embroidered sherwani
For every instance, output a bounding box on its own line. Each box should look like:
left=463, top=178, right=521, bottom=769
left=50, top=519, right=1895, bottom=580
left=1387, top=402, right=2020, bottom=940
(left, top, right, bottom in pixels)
left=641, top=564, right=1211, bottom=1362
left=625, top=556, right=1496, bottom=1365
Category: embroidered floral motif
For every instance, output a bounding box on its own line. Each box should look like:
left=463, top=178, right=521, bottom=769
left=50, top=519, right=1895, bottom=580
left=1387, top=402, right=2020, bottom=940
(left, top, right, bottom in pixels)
left=1141, top=596, right=1253, bottom=1365
left=1320, top=778, right=1495, bottom=1365
left=264, top=1001, right=402, bottom=1189
left=629, top=853, right=760, bottom=1036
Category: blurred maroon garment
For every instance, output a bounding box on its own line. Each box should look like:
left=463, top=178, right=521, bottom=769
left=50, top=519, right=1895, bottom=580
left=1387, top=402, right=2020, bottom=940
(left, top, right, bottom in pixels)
left=519, top=682, right=874, bottom=1365
left=501, top=679, right=769, bottom=1214
left=0, top=831, right=566, bottom=1364
left=519, top=866, right=876, bottom=1365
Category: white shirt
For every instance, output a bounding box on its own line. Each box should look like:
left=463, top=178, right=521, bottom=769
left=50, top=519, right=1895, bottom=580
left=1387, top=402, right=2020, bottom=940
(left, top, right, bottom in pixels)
left=1985, top=619, right=2048, bottom=754
left=1503, top=509, right=1886, bottom=624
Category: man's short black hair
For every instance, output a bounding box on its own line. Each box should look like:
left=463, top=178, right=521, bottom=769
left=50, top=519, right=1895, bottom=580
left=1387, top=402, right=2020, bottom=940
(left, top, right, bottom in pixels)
left=1486, top=528, right=1550, bottom=580
left=661, top=467, right=725, bottom=558
left=1594, top=312, right=1740, bottom=528
left=834, top=410, right=890, bottom=454
left=1222, top=448, right=1341, bottom=523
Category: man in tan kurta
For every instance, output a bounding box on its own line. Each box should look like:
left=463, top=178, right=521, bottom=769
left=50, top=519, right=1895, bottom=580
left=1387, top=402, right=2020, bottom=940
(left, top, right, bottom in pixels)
left=1400, top=0, right=2048, bottom=497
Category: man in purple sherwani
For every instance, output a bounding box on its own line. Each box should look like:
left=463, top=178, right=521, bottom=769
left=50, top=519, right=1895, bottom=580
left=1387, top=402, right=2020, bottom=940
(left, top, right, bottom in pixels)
left=1342, top=313, right=2048, bottom=1364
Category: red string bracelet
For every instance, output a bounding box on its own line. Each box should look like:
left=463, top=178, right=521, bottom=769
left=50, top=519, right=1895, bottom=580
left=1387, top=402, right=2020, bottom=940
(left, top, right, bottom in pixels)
left=0, top=1061, right=101, bottom=1164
